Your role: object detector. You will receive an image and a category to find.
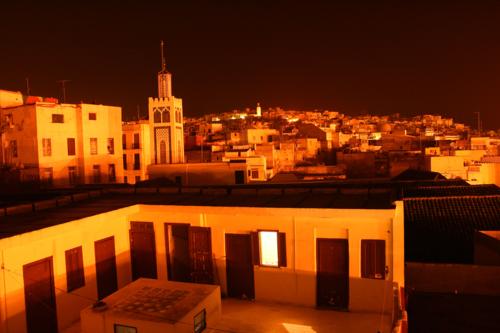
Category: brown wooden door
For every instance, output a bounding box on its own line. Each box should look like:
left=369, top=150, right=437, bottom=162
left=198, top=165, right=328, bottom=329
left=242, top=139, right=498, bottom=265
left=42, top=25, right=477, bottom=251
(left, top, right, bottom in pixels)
left=225, top=234, right=255, bottom=299
left=23, top=257, right=58, bottom=333
left=165, top=223, right=191, bottom=282
left=95, top=236, right=118, bottom=299
left=316, top=238, right=349, bottom=309
left=130, top=222, right=157, bottom=280
left=189, top=226, right=214, bottom=284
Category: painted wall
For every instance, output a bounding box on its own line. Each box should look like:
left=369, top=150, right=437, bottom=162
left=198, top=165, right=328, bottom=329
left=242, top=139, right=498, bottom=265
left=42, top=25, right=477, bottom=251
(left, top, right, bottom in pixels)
left=0, top=205, right=138, bottom=333
left=0, top=203, right=404, bottom=333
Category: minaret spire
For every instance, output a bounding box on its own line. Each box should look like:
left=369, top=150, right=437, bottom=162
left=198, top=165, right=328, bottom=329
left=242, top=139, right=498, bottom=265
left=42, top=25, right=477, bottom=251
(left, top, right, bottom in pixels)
left=160, top=40, right=166, bottom=72
left=157, top=40, right=172, bottom=98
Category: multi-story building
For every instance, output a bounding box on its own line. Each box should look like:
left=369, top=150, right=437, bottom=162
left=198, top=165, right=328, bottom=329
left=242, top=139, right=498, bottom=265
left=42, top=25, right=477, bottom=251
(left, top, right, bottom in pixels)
left=0, top=95, right=124, bottom=186
left=122, top=120, right=151, bottom=184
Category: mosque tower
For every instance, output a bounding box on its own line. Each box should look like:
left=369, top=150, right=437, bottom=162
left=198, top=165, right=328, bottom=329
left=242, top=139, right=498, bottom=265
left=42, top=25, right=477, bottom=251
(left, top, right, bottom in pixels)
left=148, top=41, right=185, bottom=164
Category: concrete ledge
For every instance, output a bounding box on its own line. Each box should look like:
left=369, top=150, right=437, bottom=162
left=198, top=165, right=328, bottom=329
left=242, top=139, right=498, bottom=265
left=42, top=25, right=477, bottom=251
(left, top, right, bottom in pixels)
left=108, top=187, right=135, bottom=194
left=135, top=187, right=158, bottom=194
left=88, top=190, right=102, bottom=198
left=158, top=187, right=180, bottom=194
left=5, top=204, right=33, bottom=215
left=180, top=187, right=201, bottom=194
left=56, top=196, right=73, bottom=207
left=34, top=200, right=57, bottom=211
left=72, top=192, right=90, bottom=202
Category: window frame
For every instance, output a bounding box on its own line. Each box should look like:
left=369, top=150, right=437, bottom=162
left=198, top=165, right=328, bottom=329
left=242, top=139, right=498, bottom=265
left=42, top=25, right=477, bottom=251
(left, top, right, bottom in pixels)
left=361, top=239, right=386, bottom=280
left=90, top=138, right=98, bottom=155
left=67, top=138, right=76, bottom=156
left=51, top=114, right=64, bottom=123
left=42, top=138, right=52, bottom=157
left=107, top=138, right=115, bottom=155
left=257, top=229, right=280, bottom=268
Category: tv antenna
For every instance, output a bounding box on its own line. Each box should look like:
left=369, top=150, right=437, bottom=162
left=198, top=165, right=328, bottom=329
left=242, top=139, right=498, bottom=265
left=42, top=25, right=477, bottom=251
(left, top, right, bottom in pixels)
left=56, top=79, right=71, bottom=103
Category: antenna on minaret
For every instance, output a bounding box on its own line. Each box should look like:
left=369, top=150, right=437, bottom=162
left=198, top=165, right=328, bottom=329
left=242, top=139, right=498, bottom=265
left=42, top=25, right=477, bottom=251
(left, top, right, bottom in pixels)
left=160, top=40, right=166, bottom=72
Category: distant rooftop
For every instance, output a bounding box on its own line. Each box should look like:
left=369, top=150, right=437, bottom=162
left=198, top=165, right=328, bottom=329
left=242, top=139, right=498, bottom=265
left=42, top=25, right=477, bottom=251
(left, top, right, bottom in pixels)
left=405, top=195, right=500, bottom=264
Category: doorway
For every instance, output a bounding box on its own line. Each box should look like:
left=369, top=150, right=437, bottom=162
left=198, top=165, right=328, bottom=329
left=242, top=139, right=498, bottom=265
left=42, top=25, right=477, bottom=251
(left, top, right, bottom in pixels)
left=130, top=221, right=158, bottom=280
left=95, top=236, right=118, bottom=299
left=234, top=170, right=245, bottom=184
left=165, top=224, right=214, bottom=284
left=23, top=257, right=58, bottom=333
left=225, top=234, right=255, bottom=299
left=316, top=238, right=349, bottom=309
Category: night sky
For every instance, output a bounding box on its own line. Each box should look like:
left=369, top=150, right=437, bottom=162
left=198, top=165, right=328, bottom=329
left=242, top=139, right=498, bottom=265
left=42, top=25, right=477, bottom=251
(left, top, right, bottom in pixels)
left=2, top=1, right=500, bottom=129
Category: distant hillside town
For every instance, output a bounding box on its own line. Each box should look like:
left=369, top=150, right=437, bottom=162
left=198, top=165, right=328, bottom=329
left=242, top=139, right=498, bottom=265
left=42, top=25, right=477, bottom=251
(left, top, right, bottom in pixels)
left=2, top=84, right=500, bottom=188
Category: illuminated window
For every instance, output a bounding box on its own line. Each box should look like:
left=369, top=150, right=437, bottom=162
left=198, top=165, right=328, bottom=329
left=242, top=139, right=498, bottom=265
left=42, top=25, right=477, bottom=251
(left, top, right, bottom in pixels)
left=90, top=138, right=98, bottom=155
left=52, top=114, right=64, bottom=123
left=259, top=231, right=279, bottom=267
left=252, top=231, right=286, bottom=267
left=251, top=169, right=259, bottom=179
left=42, top=138, right=52, bottom=156
left=89, top=112, right=97, bottom=120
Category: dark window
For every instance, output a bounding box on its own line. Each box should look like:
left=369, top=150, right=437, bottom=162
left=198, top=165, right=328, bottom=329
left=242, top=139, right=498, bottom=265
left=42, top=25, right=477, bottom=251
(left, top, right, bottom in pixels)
left=65, top=246, right=85, bottom=291
left=124, top=176, right=128, bottom=183
left=107, top=138, right=115, bottom=154
left=133, top=133, right=140, bottom=149
left=10, top=140, right=17, bottom=158
left=135, top=175, right=141, bottom=183
left=361, top=239, right=385, bottom=279
left=114, top=324, right=137, bottom=333
left=52, top=114, right=64, bottom=123
left=251, top=231, right=286, bottom=267
left=108, top=164, right=116, bottom=182
left=133, top=153, right=140, bottom=170
left=67, top=138, right=76, bottom=156
left=93, top=165, right=101, bottom=183
left=122, top=134, right=126, bottom=149
left=123, top=154, right=127, bottom=170
left=90, top=138, right=98, bottom=155
left=89, top=113, right=97, bottom=120
left=154, top=110, right=161, bottom=123
left=68, top=166, right=77, bottom=185
left=41, top=168, right=53, bottom=186
left=162, top=110, right=170, bottom=123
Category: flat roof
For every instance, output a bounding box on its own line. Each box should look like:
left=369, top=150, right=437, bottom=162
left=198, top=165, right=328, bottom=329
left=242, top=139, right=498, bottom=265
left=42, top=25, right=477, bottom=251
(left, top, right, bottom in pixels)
left=84, top=278, right=218, bottom=323
left=0, top=188, right=395, bottom=239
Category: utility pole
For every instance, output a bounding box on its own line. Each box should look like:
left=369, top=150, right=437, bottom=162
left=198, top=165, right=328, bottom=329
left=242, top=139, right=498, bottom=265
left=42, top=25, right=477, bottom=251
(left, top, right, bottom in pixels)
left=25, top=77, right=31, bottom=96
left=475, top=111, right=481, bottom=135
left=56, top=80, right=71, bottom=103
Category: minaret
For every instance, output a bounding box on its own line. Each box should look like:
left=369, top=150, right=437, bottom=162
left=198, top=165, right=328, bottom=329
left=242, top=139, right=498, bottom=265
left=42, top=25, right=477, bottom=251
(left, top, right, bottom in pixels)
left=149, top=41, right=185, bottom=164
left=256, top=102, right=262, bottom=117
left=158, top=40, right=172, bottom=98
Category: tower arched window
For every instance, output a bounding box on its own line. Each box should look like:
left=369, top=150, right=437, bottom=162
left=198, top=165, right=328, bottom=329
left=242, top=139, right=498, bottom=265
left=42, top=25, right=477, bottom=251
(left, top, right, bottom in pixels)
left=162, top=110, right=170, bottom=123
left=153, top=110, right=161, bottom=123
